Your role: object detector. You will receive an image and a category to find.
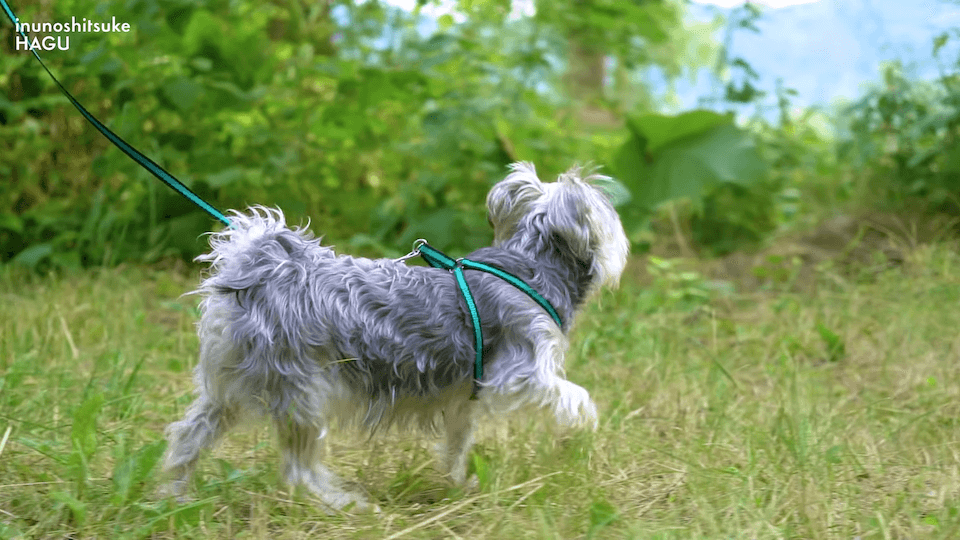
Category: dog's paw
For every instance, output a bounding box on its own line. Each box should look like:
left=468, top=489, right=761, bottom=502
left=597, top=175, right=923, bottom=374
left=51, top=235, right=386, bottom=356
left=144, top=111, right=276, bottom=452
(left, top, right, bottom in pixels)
left=583, top=398, right=599, bottom=431
left=553, top=380, right=598, bottom=430
left=307, top=486, right=380, bottom=515
left=434, top=441, right=474, bottom=486
left=339, top=497, right=381, bottom=515
left=464, top=473, right=480, bottom=491
left=157, top=480, right=192, bottom=503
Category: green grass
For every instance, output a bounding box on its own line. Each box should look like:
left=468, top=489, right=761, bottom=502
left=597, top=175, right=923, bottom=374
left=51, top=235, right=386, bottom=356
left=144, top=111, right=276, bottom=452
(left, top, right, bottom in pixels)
left=2, top=244, right=960, bottom=539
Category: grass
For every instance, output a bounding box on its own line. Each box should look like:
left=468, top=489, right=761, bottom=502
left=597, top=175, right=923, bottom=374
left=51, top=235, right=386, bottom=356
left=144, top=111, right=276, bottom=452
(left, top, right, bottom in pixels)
left=2, top=243, right=960, bottom=539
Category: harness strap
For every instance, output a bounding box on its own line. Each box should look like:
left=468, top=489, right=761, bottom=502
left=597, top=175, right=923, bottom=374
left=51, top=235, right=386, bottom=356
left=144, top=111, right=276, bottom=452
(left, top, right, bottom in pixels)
left=459, top=258, right=563, bottom=328
left=0, top=0, right=232, bottom=228
left=417, top=242, right=563, bottom=397
left=453, top=265, right=483, bottom=393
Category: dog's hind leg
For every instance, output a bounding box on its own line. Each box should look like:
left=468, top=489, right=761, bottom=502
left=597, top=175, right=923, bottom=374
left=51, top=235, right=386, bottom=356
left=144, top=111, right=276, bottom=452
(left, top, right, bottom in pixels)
left=274, top=415, right=379, bottom=513
left=437, top=399, right=477, bottom=486
left=162, top=395, right=240, bottom=498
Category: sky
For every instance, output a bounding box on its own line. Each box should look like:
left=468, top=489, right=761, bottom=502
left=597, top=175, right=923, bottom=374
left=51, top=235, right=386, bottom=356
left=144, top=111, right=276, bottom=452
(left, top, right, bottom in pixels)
left=380, top=0, right=824, bottom=20
left=379, top=0, right=535, bottom=22
left=385, top=0, right=824, bottom=13
left=691, top=0, right=822, bottom=7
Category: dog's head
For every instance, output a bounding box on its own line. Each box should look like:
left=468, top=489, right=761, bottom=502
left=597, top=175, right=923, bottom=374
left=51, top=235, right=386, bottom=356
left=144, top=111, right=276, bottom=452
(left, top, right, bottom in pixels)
left=487, top=162, right=629, bottom=292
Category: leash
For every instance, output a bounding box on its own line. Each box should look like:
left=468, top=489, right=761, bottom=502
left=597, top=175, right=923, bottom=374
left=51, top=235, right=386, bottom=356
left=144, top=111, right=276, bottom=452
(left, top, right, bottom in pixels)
left=1, top=0, right=232, bottom=228
left=404, top=241, right=564, bottom=398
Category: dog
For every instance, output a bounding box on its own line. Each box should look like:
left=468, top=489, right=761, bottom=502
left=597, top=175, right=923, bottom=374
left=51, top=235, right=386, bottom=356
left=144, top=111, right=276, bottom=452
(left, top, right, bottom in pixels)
left=161, top=162, right=629, bottom=512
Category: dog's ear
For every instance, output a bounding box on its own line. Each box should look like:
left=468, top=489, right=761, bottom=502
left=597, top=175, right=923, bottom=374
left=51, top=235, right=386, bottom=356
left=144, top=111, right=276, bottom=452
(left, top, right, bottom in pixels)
left=547, top=166, right=629, bottom=287
left=562, top=166, right=631, bottom=208
left=554, top=166, right=630, bottom=289
left=547, top=188, right=594, bottom=263
left=486, top=162, right=545, bottom=235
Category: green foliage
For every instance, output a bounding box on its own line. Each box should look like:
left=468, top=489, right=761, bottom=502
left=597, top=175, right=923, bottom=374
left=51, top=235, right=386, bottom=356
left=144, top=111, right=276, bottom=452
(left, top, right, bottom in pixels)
left=618, top=112, right=767, bottom=204
left=111, top=440, right=165, bottom=506
left=716, top=3, right=765, bottom=105
left=534, top=0, right=679, bottom=64
left=690, top=181, right=777, bottom=255
left=749, top=103, right=839, bottom=229
left=2, top=0, right=704, bottom=269
left=70, top=394, right=104, bottom=498
left=815, top=321, right=845, bottom=363
left=842, top=57, right=960, bottom=212
left=643, top=256, right=732, bottom=311
left=614, top=110, right=774, bottom=254
left=585, top=497, right=619, bottom=539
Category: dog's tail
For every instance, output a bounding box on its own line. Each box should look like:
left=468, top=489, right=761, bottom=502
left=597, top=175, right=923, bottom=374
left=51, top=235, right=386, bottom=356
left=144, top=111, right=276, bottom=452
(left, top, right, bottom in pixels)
left=197, top=205, right=292, bottom=267
left=196, top=206, right=334, bottom=281
left=193, top=206, right=335, bottom=355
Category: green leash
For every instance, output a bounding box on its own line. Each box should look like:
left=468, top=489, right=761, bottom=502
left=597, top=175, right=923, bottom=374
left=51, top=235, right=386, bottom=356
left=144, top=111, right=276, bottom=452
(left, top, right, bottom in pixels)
left=416, top=242, right=563, bottom=397
left=0, top=0, right=233, bottom=228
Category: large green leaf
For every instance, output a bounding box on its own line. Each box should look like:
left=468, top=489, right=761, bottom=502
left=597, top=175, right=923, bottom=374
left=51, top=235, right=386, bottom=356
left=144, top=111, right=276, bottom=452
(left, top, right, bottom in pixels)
left=628, top=110, right=731, bottom=154
left=614, top=111, right=768, bottom=212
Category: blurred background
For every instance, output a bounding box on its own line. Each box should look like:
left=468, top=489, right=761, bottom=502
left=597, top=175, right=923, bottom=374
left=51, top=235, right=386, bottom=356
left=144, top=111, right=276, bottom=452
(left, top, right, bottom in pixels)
left=3, top=0, right=960, bottom=269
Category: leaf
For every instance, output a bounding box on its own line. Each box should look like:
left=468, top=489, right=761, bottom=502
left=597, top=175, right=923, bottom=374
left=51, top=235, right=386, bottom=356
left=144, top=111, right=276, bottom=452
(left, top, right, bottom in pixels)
left=0, top=522, right=26, bottom=539
left=159, top=212, right=210, bottom=259
left=627, top=110, right=732, bottom=155
left=136, top=497, right=215, bottom=536
left=586, top=498, right=619, bottom=539
left=70, top=394, right=105, bottom=487
left=78, top=188, right=105, bottom=246
left=205, top=167, right=247, bottom=188
left=68, top=396, right=103, bottom=495
left=591, top=176, right=632, bottom=208
left=183, top=10, right=223, bottom=58
left=615, top=115, right=767, bottom=212
left=401, top=208, right=461, bottom=248
left=934, top=32, right=950, bottom=56
left=50, top=491, right=86, bottom=527
left=438, top=14, right=455, bottom=30
left=816, top=322, right=845, bottom=362
left=162, top=77, right=204, bottom=112
left=12, top=243, right=53, bottom=268
left=471, top=453, right=490, bottom=489
left=825, top=445, right=843, bottom=464
left=730, top=57, right=760, bottom=80
left=0, top=212, right=23, bottom=233
left=112, top=441, right=166, bottom=505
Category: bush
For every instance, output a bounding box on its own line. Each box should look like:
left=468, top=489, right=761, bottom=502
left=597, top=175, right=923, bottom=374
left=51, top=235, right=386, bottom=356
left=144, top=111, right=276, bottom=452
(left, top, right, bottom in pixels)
left=2, top=0, right=637, bottom=269
left=842, top=59, right=960, bottom=214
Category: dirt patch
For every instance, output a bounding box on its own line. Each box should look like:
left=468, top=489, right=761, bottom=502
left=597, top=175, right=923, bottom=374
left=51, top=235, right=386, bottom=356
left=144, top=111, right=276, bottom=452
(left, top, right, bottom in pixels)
left=632, top=212, right=957, bottom=293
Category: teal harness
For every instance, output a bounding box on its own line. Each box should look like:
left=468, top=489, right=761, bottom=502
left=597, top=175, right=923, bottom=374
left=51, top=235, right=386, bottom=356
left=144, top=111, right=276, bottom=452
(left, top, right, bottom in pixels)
left=414, top=242, right=563, bottom=397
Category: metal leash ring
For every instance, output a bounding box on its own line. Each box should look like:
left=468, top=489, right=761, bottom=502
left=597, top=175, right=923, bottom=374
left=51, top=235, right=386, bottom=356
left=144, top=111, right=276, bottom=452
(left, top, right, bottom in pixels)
left=394, top=238, right=429, bottom=263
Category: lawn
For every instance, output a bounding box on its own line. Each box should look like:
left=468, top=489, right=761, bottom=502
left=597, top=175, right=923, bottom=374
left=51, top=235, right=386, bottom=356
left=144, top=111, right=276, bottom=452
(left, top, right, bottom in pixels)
left=2, top=243, right=960, bottom=539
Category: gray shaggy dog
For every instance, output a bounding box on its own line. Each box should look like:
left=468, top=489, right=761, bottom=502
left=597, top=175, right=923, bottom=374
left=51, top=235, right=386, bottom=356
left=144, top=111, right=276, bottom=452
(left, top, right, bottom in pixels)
left=162, top=162, right=629, bottom=512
